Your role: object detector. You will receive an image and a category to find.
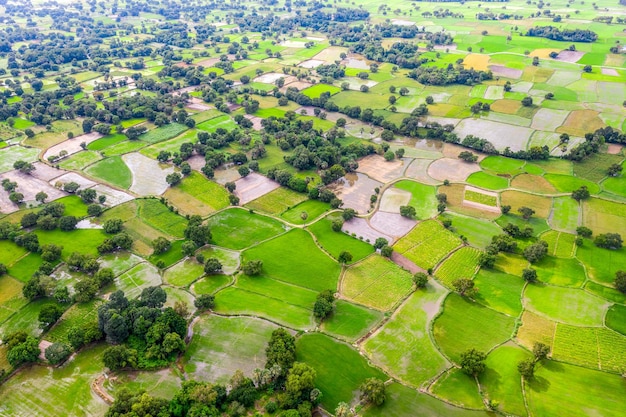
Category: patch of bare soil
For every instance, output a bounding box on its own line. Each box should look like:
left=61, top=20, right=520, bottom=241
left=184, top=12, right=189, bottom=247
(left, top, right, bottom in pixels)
left=30, top=162, right=65, bottom=182
left=555, top=50, right=585, bottom=63
left=369, top=211, right=417, bottom=240
left=404, top=159, right=440, bottom=185
left=427, top=157, right=480, bottom=182
left=607, top=144, right=623, bottom=155
left=123, top=152, right=175, bottom=196
left=326, top=172, right=382, bottom=214
left=43, top=132, right=103, bottom=161
left=356, top=154, right=407, bottom=183
left=90, top=184, right=134, bottom=207
left=52, top=172, right=97, bottom=189
left=243, top=115, right=264, bottom=131
left=341, top=217, right=393, bottom=243
left=378, top=188, right=411, bottom=213
left=490, top=65, right=523, bottom=79
left=234, top=172, right=281, bottom=205
left=0, top=170, right=65, bottom=205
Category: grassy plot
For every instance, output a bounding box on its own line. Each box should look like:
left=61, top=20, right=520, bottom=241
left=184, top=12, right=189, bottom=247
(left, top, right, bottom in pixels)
left=500, top=191, right=553, bottom=220
left=480, top=156, right=526, bottom=174
left=433, top=294, right=515, bottom=362
left=8, top=252, right=44, bottom=282
left=533, top=256, right=585, bottom=287
left=163, top=258, right=205, bottom=287
left=0, top=275, right=27, bottom=325
left=585, top=281, right=626, bottom=304
left=516, top=310, right=556, bottom=350
left=363, top=284, right=449, bottom=387
left=307, top=217, right=374, bottom=263
left=55, top=196, right=90, bottom=218
left=576, top=239, right=626, bottom=284
left=431, top=369, right=483, bottom=410
left=86, top=134, right=127, bottom=151
left=99, top=252, right=144, bottom=276
left=45, top=300, right=102, bottom=345
left=139, top=123, right=188, bottom=144
left=58, top=151, right=103, bottom=171
left=495, top=213, right=551, bottom=236
left=320, top=300, right=383, bottom=342
left=36, top=229, right=108, bottom=259
left=394, top=180, right=438, bottom=219
left=147, top=240, right=185, bottom=268
left=207, top=208, right=286, bottom=250
left=523, top=284, right=608, bottom=327
left=176, top=172, right=230, bottom=212
left=438, top=213, right=502, bottom=249
left=479, top=343, right=531, bottom=417
left=191, top=275, right=231, bottom=295
left=466, top=172, right=509, bottom=190
left=606, top=304, right=626, bottom=336
left=526, top=359, right=626, bottom=417
left=245, top=187, right=308, bottom=215
left=113, top=262, right=162, bottom=299
left=362, top=383, right=491, bottom=417
left=544, top=174, right=600, bottom=194
left=214, top=286, right=314, bottom=329
left=85, top=156, right=132, bottom=189
left=341, top=255, right=413, bottom=311
left=582, top=197, right=626, bottom=236
left=435, top=247, right=481, bottom=288
left=473, top=269, right=524, bottom=316
left=0, top=240, right=28, bottom=266
left=0, top=344, right=110, bottom=417
left=297, top=333, right=386, bottom=411
left=280, top=200, right=330, bottom=224
left=137, top=198, right=187, bottom=238
left=182, top=315, right=278, bottom=383
left=464, top=190, right=497, bottom=206
left=394, top=220, right=461, bottom=270
left=0, top=298, right=54, bottom=338
left=242, top=228, right=340, bottom=292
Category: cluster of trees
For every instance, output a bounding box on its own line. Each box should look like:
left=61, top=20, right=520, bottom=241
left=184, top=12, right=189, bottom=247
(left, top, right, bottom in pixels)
left=408, top=65, right=493, bottom=86
left=526, top=26, right=598, bottom=42
left=99, top=288, right=188, bottom=371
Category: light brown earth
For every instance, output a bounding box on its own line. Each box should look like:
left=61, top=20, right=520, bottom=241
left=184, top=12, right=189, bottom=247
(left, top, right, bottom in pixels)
left=234, top=172, right=281, bottom=205
left=428, top=157, right=481, bottom=182
left=327, top=172, right=383, bottom=214
left=43, top=132, right=103, bottom=161
left=356, top=154, right=407, bottom=183
left=369, top=211, right=417, bottom=240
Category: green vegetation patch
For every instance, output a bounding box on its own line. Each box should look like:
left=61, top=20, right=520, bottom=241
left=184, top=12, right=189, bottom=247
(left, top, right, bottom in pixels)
left=114, top=262, right=162, bottom=299
left=394, top=220, right=461, bottom=270
left=320, top=300, right=383, bottom=342
left=341, top=255, right=413, bottom=311
left=296, top=333, right=386, bottom=411
left=464, top=189, right=497, bottom=207
left=182, top=315, right=278, bottom=383
left=85, top=156, right=132, bottom=189
left=544, top=174, right=601, bottom=194
left=439, top=213, right=502, bottom=249
left=36, top=229, right=108, bottom=259
left=394, top=180, right=438, bottom=219
left=207, top=208, right=286, bottom=250
left=192, top=275, right=231, bottom=295
left=480, top=156, right=526, bottom=174
left=243, top=228, right=340, bottom=292
left=432, top=369, right=483, bottom=410
left=433, top=293, right=515, bottom=362
left=606, top=304, right=626, bottom=336
left=307, top=217, right=374, bottom=263
left=301, top=83, right=341, bottom=98
left=137, top=198, right=187, bottom=238
left=466, top=172, right=509, bottom=191
left=474, top=268, right=524, bottom=316
left=45, top=300, right=102, bottom=346
left=549, top=197, right=580, bottom=232
left=245, top=187, right=308, bottom=215
left=86, top=134, right=127, bottom=151
left=177, top=172, right=230, bottom=212
left=480, top=344, right=531, bottom=417
left=139, top=123, right=188, bottom=144
left=435, top=247, right=481, bottom=288
left=534, top=256, right=585, bottom=287
left=524, top=285, right=608, bottom=327
left=0, top=240, right=28, bottom=266
left=576, top=239, right=626, bottom=284
left=364, top=285, right=449, bottom=387
left=163, top=258, right=205, bottom=287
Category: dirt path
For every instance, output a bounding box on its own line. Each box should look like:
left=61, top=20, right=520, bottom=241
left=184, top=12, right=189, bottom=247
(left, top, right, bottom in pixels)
left=92, top=374, right=114, bottom=404
left=390, top=252, right=425, bottom=275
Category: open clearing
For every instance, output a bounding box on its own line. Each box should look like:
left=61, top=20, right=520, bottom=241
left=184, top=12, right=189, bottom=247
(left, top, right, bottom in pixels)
left=122, top=152, right=174, bottom=196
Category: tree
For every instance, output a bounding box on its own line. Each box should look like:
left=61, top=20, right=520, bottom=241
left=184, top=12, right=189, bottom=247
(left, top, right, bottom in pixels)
left=38, top=304, right=64, bottom=329
left=501, top=205, right=511, bottom=214
left=35, top=192, right=48, bottom=203
left=380, top=245, right=393, bottom=257
left=152, top=237, right=171, bottom=255
left=331, top=219, right=344, bottom=232
left=25, top=128, right=35, bottom=138
left=87, top=204, right=103, bottom=217
left=335, top=402, right=353, bottom=417
left=452, top=278, right=476, bottom=297
left=576, top=226, right=593, bottom=238
left=458, top=151, right=478, bottom=163
left=204, top=258, right=223, bottom=274
left=286, top=362, right=317, bottom=403
left=342, top=208, right=357, bottom=221
left=313, top=290, right=335, bottom=321
left=517, top=358, right=535, bottom=379
left=583, top=65, right=592, bottom=73
left=478, top=253, right=496, bottom=268
left=460, top=349, right=487, bottom=376
left=238, top=166, right=250, bottom=178
left=521, top=96, right=533, bottom=107
left=523, top=241, right=548, bottom=263
left=166, top=173, right=182, bottom=186
left=41, top=244, right=63, bottom=262
left=359, top=377, right=386, bottom=406
left=0, top=263, right=6, bottom=276
left=338, top=251, right=353, bottom=264
left=103, top=218, right=124, bottom=234
left=265, top=328, right=296, bottom=372
left=518, top=206, right=535, bottom=220
left=242, top=259, right=263, bottom=275
left=45, top=343, right=71, bottom=365
left=615, top=270, right=626, bottom=293
left=9, top=192, right=24, bottom=204
left=608, top=163, right=623, bottom=177
left=399, top=205, right=416, bottom=218
left=13, top=160, right=35, bottom=174
left=140, top=286, right=166, bottom=308
left=103, top=345, right=137, bottom=371
left=194, top=294, right=215, bottom=311
left=533, top=342, right=550, bottom=360
left=413, top=272, right=428, bottom=288
left=181, top=241, right=197, bottom=257
left=23, top=275, right=45, bottom=300
left=63, top=182, right=80, bottom=193
left=522, top=268, right=538, bottom=283
left=7, top=336, right=40, bottom=367
left=571, top=186, right=590, bottom=201
left=594, top=233, right=623, bottom=249
left=373, top=238, right=388, bottom=250
left=59, top=215, right=78, bottom=231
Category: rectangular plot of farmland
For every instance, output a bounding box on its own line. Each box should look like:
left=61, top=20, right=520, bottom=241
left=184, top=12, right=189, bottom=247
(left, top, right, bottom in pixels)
left=114, top=263, right=161, bottom=299
left=435, top=247, right=481, bottom=288
left=597, top=329, right=626, bottom=372
left=552, top=324, right=599, bottom=369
